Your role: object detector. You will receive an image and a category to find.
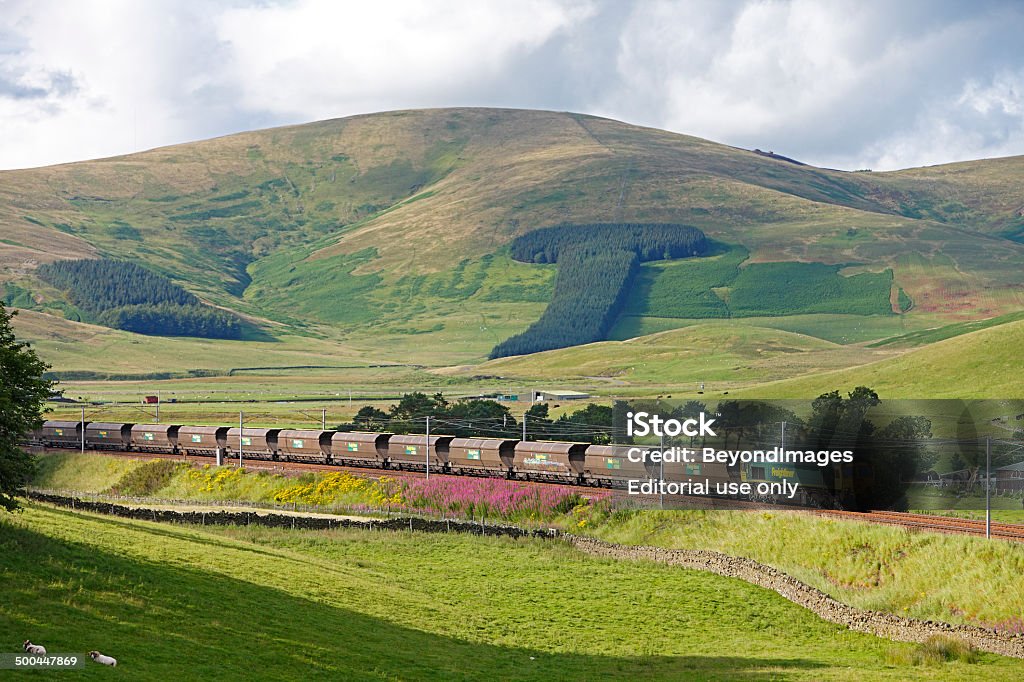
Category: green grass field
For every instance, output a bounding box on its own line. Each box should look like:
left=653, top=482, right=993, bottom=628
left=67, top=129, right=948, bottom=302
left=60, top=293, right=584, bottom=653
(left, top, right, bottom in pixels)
left=590, top=509, right=1024, bottom=631
left=474, top=323, right=884, bottom=390
left=736, top=318, right=1024, bottom=399
left=2, top=504, right=1018, bottom=680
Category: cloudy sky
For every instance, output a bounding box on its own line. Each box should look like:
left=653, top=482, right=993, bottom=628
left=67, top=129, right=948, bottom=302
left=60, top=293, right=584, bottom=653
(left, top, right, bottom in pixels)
left=2, top=0, right=1023, bottom=171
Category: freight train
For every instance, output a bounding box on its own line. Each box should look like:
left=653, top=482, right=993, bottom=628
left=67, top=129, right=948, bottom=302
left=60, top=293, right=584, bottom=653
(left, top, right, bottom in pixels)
left=29, top=420, right=849, bottom=506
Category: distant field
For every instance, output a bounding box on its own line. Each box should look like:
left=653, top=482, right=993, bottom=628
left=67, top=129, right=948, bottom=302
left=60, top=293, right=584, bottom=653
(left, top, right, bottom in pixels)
left=5, top=107, right=1024, bottom=372
left=620, top=243, right=895, bottom=322
left=869, top=310, right=1024, bottom=348
left=609, top=312, right=937, bottom=344
left=3, top=505, right=1017, bottom=680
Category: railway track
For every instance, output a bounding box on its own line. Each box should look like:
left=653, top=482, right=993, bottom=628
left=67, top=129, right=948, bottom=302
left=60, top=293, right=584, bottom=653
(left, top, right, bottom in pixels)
left=814, top=509, right=1024, bottom=541
left=36, top=446, right=776, bottom=509
left=39, top=447, right=1024, bottom=537
left=41, top=446, right=477, bottom=484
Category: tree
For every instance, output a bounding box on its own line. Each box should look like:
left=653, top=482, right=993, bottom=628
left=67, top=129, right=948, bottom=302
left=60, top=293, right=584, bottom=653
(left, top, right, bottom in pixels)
left=351, top=406, right=389, bottom=431
left=0, top=303, right=53, bottom=511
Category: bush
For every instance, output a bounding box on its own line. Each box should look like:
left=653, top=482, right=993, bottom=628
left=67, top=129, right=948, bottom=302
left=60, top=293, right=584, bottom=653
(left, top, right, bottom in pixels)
left=885, top=635, right=978, bottom=666
left=110, top=460, right=183, bottom=496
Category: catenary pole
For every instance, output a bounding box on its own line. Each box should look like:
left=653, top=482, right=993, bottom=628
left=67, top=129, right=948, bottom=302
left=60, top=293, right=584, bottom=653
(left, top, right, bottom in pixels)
left=80, top=405, right=85, bottom=454
left=986, top=436, right=992, bottom=539
left=660, top=432, right=665, bottom=510
left=426, top=415, right=431, bottom=480
left=239, top=411, right=244, bottom=468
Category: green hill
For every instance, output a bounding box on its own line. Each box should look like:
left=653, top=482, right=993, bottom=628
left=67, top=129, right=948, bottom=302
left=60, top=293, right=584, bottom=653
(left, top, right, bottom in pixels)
left=2, top=107, right=1023, bottom=369
left=734, top=318, right=1024, bottom=399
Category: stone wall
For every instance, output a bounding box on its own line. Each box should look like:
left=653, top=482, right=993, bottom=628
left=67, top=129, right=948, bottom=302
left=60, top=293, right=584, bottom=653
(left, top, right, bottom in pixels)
left=26, top=491, right=556, bottom=539
left=564, top=534, right=1024, bottom=659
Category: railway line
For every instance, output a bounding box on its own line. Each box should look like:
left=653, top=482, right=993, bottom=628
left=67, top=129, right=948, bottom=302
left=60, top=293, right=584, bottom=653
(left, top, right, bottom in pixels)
left=35, top=445, right=776, bottom=510
left=33, top=427, right=1024, bottom=539
left=815, top=509, right=1024, bottom=541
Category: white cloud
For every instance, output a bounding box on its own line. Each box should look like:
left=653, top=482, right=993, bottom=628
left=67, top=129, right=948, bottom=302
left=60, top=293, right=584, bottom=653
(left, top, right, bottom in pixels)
left=214, top=0, right=593, bottom=120
left=0, top=0, right=1022, bottom=171
left=862, top=68, right=1024, bottom=170
left=599, top=0, right=1024, bottom=169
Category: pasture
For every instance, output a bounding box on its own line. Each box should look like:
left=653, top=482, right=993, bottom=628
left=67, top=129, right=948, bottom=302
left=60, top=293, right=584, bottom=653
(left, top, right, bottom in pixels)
left=2, top=504, right=1018, bottom=679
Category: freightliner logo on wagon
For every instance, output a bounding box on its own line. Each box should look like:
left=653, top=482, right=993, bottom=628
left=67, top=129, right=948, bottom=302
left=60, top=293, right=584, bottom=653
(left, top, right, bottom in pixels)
left=626, top=411, right=717, bottom=438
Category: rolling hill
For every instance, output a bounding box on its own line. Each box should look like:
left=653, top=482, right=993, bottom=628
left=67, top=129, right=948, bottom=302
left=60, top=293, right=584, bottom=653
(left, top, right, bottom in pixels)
left=2, top=107, right=1023, bottom=385
left=733, top=318, right=1024, bottom=399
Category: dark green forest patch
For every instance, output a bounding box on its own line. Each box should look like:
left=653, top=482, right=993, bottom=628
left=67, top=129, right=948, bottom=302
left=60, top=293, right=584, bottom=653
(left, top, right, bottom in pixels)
left=491, top=223, right=709, bottom=358
left=36, top=259, right=247, bottom=339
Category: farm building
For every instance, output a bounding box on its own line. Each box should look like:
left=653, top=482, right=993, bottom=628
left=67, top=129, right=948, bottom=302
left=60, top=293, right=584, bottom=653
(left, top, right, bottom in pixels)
left=996, top=461, right=1024, bottom=492
left=532, top=389, right=590, bottom=402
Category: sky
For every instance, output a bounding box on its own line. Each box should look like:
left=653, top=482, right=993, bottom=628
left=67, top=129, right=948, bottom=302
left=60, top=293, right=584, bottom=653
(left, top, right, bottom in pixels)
left=1, top=0, right=1023, bottom=172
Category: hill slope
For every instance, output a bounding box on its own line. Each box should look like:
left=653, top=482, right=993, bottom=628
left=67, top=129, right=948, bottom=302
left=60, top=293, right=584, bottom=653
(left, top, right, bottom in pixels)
left=734, top=318, right=1024, bottom=399
left=2, top=108, right=1023, bottom=364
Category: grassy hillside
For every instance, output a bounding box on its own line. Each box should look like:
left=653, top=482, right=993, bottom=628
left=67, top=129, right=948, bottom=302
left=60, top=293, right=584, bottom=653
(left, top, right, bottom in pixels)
left=592, top=509, right=1024, bottom=631
left=3, top=108, right=1024, bottom=364
left=736, top=318, right=1024, bottom=399
left=3, top=504, right=1017, bottom=679
left=472, top=323, right=889, bottom=389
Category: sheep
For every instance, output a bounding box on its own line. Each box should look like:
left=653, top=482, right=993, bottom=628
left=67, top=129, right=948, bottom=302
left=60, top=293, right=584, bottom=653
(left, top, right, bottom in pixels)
left=89, top=651, right=117, bottom=667
left=23, top=640, right=46, bottom=655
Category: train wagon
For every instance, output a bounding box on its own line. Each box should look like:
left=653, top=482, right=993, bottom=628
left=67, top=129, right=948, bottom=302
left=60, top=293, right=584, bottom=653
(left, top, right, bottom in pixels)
left=85, top=422, right=133, bottom=451
left=448, top=438, right=516, bottom=476
left=178, top=426, right=229, bottom=457
left=277, top=429, right=333, bottom=463
left=387, top=434, right=454, bottom=472
left=131, top=424, right=181, bottom=454
left=513, top=441, right=588, bottom=483
left=38, top=420, right=84, bottom=448
left=331, top=432, right=391, bottom=467
left=741, top=460, right=826, bottom=506
left=581, top=444, right=658, bottom=487
left=225, top=428, right=280, bottom=460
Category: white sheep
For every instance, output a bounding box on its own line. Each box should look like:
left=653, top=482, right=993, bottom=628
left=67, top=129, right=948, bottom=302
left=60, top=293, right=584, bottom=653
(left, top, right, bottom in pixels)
left=89, top=651, right=117, bottom=667
left=22, top=640, right=46, bottom=655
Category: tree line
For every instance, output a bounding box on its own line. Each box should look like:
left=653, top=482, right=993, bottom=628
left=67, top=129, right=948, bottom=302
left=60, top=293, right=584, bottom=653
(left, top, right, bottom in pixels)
left=342, top=392, right=616, bottom=444
left=491, top=247, right=638, bottom=358
left=509, top=222, right=708, bottom=264
left=37, top=258, right=243, bottom=339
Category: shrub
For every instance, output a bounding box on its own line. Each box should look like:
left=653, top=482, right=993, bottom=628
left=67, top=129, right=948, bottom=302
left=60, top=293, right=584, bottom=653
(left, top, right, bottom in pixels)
left=885, top=636, right=978, bottom=666
left=109, top=460, right=183, bottom=496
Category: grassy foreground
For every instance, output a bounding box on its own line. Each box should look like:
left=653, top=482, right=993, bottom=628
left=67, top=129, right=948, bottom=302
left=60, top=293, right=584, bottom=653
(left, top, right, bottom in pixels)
left=30, top=453, right=1024, bottom=632
left=590, top=510, right=1024, bottom=632
left=2, top=504, right=1019, bottom=680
